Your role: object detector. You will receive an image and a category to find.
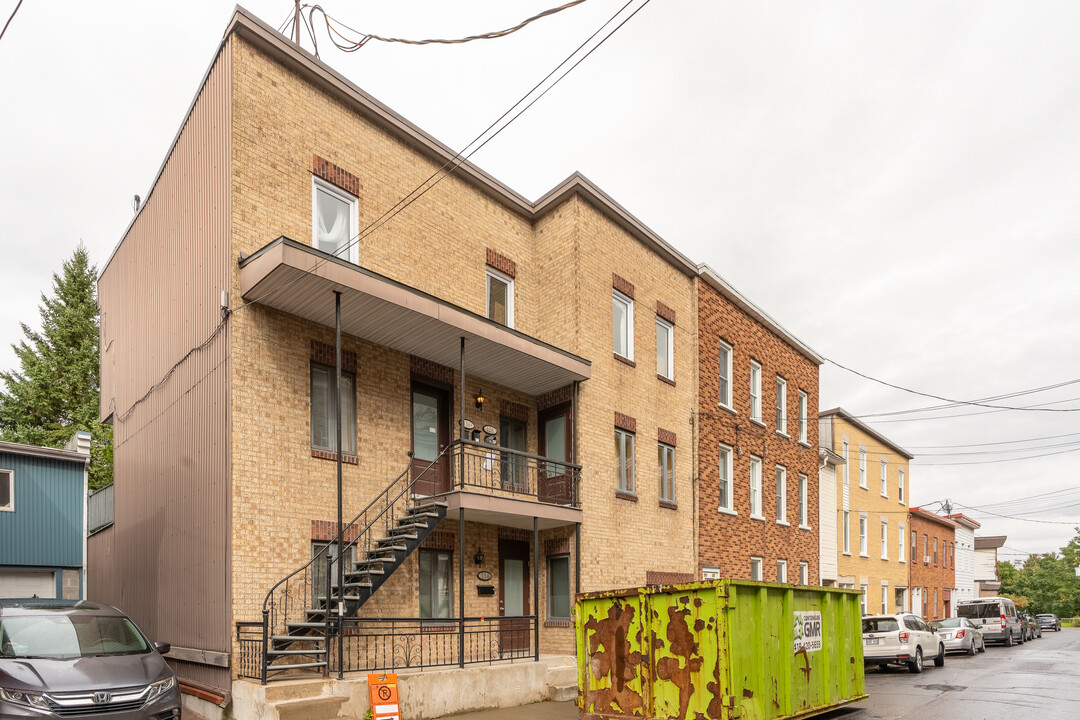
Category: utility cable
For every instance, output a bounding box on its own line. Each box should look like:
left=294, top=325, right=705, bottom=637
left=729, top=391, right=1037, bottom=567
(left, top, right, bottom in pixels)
left=953, top=502, right=1080, bottom=525
left=0, top=0, right=25, bottom=43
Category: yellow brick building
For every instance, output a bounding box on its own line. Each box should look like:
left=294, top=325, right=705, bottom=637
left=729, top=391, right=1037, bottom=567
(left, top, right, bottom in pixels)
left=819, top=408, right=914, bottom=615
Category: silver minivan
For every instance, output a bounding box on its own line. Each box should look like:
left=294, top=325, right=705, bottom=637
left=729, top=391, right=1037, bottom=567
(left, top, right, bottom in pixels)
left=956, top=596, right=1024, bottom=646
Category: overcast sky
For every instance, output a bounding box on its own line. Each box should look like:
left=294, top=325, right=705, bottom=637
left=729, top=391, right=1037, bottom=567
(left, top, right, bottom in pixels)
left=2, top=1, right=1078, bottom=556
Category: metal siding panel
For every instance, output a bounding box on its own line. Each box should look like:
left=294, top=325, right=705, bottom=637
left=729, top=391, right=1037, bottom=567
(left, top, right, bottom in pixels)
left=95, top=39, right=232, bottom=684
left=0, top=452, right=84, bottom=568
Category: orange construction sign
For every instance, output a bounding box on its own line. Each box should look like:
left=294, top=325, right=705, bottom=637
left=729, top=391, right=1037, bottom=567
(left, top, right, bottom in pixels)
left=367, top=673, right=400, bottom=720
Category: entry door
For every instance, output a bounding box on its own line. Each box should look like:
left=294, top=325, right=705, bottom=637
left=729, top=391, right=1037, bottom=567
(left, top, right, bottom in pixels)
left=499, top=540, right=530, bottom=654
left=500, top=417, right=527, bottom=492
left=538, top=403, right=572, bottom=504
left=411, top=382, right=451, bottom=495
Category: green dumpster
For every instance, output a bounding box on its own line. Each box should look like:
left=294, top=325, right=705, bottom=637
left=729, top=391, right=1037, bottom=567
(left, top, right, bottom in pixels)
left=576, top=580, right=866, bottom=720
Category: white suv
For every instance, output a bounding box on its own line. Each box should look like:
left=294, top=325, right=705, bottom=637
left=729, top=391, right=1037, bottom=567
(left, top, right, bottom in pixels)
left=862, top=613, right=945, bottom=673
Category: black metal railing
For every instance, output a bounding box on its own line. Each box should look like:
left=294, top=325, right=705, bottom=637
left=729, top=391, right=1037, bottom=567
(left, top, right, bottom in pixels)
left=451, top=440, right=581, bottom=507
left=235, top=622, right=265, bottom=679
left=328, top=616, right=537, bottom=675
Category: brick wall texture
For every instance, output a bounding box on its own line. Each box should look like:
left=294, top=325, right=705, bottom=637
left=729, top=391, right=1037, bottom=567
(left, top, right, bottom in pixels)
left=696, top=279, right=821, bottom=583
left=909, top=512, right=957, bottom=620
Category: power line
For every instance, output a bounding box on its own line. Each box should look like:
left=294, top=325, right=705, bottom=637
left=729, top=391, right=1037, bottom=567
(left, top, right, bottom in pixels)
left=0, top=0, right=25, bottom=43
left=914, top=445, right=1080, bottom=466
left=905, top=431, right=1080, bottom=450
left=851, top=378, right=1080, bottom=419
left=954, top=502, right=1080, bottom=525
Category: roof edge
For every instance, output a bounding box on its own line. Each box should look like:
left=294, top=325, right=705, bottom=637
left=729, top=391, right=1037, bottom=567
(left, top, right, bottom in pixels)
left=0, top=440, right=90, bottom=465
left=818, top=407, right=915, bottom=459
left=909, top=507, right=961, bottom=529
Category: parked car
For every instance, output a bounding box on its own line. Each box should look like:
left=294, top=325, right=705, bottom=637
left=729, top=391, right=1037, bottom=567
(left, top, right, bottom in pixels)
left=957, top=596, right=1024, bottom=646
left=0, top=599, right=180, bottom=719
left=1036, top=613, right=1062, bottom=632
left=929, top=617, right=985, bottom=655
left=863, top=613, right=945, bottom=673
left=1020, top=612, right=1042, bottom=640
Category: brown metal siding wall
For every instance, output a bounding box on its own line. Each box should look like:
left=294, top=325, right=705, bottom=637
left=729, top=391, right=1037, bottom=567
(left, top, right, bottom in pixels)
left=95, top=39, right=232, bottom=692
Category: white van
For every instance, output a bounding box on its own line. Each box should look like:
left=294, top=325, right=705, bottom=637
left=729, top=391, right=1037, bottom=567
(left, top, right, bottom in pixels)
left=956, top=597, right=1024, bottom=646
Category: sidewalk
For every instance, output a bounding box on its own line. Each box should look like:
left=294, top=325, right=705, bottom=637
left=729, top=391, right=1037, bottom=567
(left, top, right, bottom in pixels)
left=432, top=700, right=576, bottom=720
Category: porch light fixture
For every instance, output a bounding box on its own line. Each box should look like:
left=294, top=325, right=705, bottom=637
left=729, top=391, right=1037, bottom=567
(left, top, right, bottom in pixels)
left=474, top=547, right=484, bottom=566
left=475, top=391, right=485, bottom=410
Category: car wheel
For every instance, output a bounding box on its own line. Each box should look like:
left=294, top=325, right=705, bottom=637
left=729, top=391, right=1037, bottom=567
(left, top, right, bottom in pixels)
left=879, top=663, right=888, bottom=672
left=1004, top=632, right=1013, bottom=647
left=1018, top=630, right=1025, bottom=644
left=934, top=644, right=945, bottom=667
left=967, top=638, right=977, bottom=655
left=908, top=647, right=924, bottom=674
left=978, top=637, right=986, bottom=653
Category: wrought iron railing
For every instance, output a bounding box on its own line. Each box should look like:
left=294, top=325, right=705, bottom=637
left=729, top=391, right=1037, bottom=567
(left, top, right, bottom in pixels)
left=328, top=616, right=537, bottom=674
left=235, top=622, right=265, bottom=679
left=452, top=440, right=581, bottom=507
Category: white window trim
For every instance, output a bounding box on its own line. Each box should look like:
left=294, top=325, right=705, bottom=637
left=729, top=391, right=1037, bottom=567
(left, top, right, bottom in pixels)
left=880, top=458, right=888, bottom=498
left=749, top=455, right=764, bottom=520
left=880, top=519, right=889, bottom=560
left=658, top=442, right=675, bottom=503
left=775, top=465, right=787, bottom=525
left=776, top=559, right=787, bottom=583
left=797, top=390, right=808, bottom=444
left=702, top=567, right=721, bottom=581
left=311, top=177, right=358, bottom=264
left=485, top=267, right=515, bottom=328
left=842, top=439, right=849, bottom=487
left=859, top=514, right=868, bottom=557
left=749, top=361, right=763, bottom=424
left=0, top=469, right=12, bottom=512
left=775, top=376, right=788, bottom=436
left=655, top=316, right=674, bottom=380
left=858, top=448, right=867, bottom=489
left=615, top=428, right=635, bottom=494
left=717, top=340, right=734, bottom=410
left=613, top=289, right=634, bottom=361
left=798, top=561, right=809, bottom=585
left=881, top=583, right=889, bottom=614
left=842, top=510, right=851, bottom=555
left=898, top=468, right=906, bottom=505
left=717, top=443, right=736, bottom=515
left=898, top=523, right=906, bottom=563
left=750, top=556, right=763, bottom=582
left=797, top=474, right=809, bottom=529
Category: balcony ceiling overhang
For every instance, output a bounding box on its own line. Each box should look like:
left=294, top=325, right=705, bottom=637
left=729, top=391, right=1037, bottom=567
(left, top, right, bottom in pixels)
left=239, top=238, right=591, bottom=396
left=443, top=492, right=582, bottom=531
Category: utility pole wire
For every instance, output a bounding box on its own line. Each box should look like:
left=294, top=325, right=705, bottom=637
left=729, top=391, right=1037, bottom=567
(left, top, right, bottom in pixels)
left=0, top=0, right=25, bottom=43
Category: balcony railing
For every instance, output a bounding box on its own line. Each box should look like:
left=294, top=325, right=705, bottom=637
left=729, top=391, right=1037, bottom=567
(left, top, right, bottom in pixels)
left=450, top=440, right=580, bottom=507
left=87, top=483, right=114, bottom=535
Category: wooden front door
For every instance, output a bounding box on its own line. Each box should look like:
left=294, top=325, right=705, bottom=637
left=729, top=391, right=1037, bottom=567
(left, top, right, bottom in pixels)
left=499, top=539, right=531, bottom=655
left=411, top=382, right=451, bottom=495
left=538, top=403, right=573, bottom=504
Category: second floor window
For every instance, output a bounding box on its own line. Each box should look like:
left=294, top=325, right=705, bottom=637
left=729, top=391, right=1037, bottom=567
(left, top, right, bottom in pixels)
left=880, top=459, right=888, bottom=496
left=717, top=341, right=732, bottom=408
left=899, top=524, right=906, bottom=562
left=798, top=391, right=808, bottom=443
left=310, top=363, right=356, bottom=455
left=750, top=361, right=762, bottom=422
left=656, top=317, right=673, bottom=380
left=798, top=474, right=808, bottom=527
left=658, top=443, right=675, bottom=503
left=881, top=520, right=888, bottom=559
left=775, top=377, right=787, bottom=434
left=859, top=449, right=867, bottom=488
left=613, top=290, right=634, bottom=360
left=718, top=444, right=733, bottom=512
left=859, top=515, right=868, bottom=556
left=775, top=466, right=787, bottom=523
left=843, top=511, right=851, bottom=553
left=898, top=468, right=905, bottom=504
left=313, top=178, right=357, bottom=262
left=615, top=428, right=635, bottom=493
left=486, top=268, right=514, bottom=327
left=749, top=456, right=763, bottom=518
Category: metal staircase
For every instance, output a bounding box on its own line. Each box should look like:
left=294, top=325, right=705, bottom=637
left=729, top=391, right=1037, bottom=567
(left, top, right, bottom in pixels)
left=253, top=450, right=450, bottom=682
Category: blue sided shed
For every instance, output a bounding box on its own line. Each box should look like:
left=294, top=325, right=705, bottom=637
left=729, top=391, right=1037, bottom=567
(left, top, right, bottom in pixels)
left=0, top=432, right=90, bottom=600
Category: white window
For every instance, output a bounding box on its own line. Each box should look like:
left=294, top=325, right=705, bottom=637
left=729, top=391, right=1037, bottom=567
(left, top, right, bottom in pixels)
left=898, top=468, right=905, bottom=504
left=842, top=511, right=850, bottom=554
left=658, top=443, right=675, bottom=503
left=547, top=555, right=571, bottom=620
left=311, top=364, right=357, bottom=455
left=776, top=559, right=787, bottom=583
left=775, top=377, right=787, bottom=434
left=717, top=341, right=733, bottom=408
left=419, top=549, right=453, bottom=618
left=880, top=459, right=888, bottom=496
left=775, top=466, right=787, bottom=524
left=880, top=519, right=889, bottom=559
left=613, top=290, right=634, bottom=360
left=615, top=428, right=635, bottom=494
left=749, top=456, right=763, bottom=518
left=312, top=178, right=357, bottom=262
left=750, top=557, right=763, bottom=581
left=842, top=440, right=849, bottom=487
left=749, top=361, right=762, bottom=422
left=898, top=523, right=906, bottom=563
left=859, top=514, right=868, bottom=556
left=486, top=268, right=514, bottom=328
left=860, top=584, right=868, bottom=614
left=702, top=567, right=721, bottom=581
left=798, top=562, right=808, bottom=585
left=859, top=448, right=867, bottom=488
left=798, top=391, right=808, bottom=443
left=0, top=469, right=12, bottom=512
left=717, top=443, right=734, bottom=514
left=881, top=583, right=888, bottom=614
left=656, top=317, right=673, bottom=380
left=798, top=474, right=808, bottom=527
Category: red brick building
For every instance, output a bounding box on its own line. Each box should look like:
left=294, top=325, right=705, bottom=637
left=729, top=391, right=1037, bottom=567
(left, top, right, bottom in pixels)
left=696, top=267, right=823, bottom=584
left=908, top=508, right=959, bottom=620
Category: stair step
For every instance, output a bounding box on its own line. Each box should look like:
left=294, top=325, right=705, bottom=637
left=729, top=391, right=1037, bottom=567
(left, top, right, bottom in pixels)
left=342, top=581, right=373, bottom=589
left=268, top=648, right=328, bottom=656
left=266, top=661, right=328, bottom=671
left=375, top=541, right=408, bottom=550
left=287, top=622, right=327, bottom=629
left=315, top=595, right=359, bottom=603
left=394, top=520, right=431, bottom=529
left=271, top=635, right=326, bottom=643
left=400, top=511, right=439, bottom=521
left=349, top=567, right=385, bottom=576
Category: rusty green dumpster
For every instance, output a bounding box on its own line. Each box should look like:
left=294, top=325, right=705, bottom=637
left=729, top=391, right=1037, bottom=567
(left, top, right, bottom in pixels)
left=576, top=580, right=866, bottom=720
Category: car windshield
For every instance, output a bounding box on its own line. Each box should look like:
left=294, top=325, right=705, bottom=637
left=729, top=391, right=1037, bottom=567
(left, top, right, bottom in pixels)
left=1036, top=614, right=1054, bottom=619
left=958, top=603, right=999, bottom=619
left=863, top=618, right=899, bottom=633
left=930, top=618, right=961, bottom=629
left=0, top=614, right=149, bottom=659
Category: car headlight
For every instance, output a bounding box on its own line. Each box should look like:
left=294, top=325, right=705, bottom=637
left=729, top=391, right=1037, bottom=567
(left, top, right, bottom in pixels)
left=0, top=687, right=51, bottom=710
left=146, top=676, right=176, bottom=702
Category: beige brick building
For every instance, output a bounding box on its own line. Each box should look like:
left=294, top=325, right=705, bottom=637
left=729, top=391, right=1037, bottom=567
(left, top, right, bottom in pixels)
left=819, top=408, right=914, bottom=616
left=93, top=8, right=702, bottom=700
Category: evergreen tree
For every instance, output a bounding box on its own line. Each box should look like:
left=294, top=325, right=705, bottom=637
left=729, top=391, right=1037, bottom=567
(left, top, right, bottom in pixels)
left=0, top=245, right=112, bottom=489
